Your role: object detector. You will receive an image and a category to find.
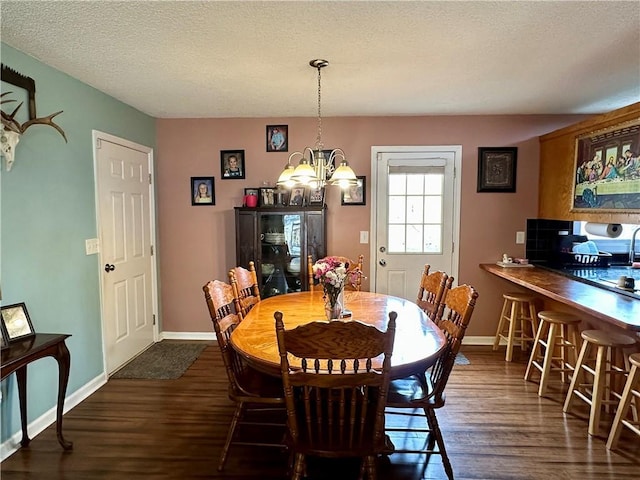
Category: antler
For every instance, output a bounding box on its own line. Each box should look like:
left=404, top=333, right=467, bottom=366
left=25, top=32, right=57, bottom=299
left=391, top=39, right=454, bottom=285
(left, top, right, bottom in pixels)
left=1, top=92, right=67, bottom=142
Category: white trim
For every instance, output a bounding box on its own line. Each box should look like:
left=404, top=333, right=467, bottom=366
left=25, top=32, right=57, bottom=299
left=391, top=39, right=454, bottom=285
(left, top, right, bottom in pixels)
left=463, top=336, right=500, bottom=346
left=0, top=373, right=107, bottom=462
left=161, top=331, right=217, bottom=341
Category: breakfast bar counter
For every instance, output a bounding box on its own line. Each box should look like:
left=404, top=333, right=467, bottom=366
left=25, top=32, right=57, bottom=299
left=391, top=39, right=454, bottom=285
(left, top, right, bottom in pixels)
left=480, top=263, right=640, bottom=332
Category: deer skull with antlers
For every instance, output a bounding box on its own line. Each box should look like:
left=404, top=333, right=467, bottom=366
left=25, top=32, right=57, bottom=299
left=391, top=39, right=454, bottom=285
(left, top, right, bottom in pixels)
left=1, top=91, right=67, bottom=171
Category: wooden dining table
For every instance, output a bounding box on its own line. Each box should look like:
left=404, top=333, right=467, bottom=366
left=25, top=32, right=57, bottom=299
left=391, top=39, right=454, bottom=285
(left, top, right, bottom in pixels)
left=230, top=290, right=447, bottom=379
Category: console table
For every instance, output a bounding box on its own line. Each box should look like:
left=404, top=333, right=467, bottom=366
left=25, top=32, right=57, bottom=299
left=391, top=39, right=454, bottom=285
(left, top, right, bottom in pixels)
left=1, top=333, right=73, bottom=450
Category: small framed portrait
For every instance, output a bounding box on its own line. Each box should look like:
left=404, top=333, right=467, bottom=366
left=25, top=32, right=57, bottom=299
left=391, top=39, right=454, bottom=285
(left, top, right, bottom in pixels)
left=307, top=186, right=325, bottom=206
left=341, top=176, right=366, bottom=206
left=1, top=303, right=36, bottom=343
left=221, top=150, right=246, bottom=179
left=289, top=186, right=306, bottom=206
left=191, top=177, right=215, bottom=205
left=260, top=187, right=277, bottom=207
left=477, top=147, right=517, bottom=193
left=266, top=125, right=288, bottom=152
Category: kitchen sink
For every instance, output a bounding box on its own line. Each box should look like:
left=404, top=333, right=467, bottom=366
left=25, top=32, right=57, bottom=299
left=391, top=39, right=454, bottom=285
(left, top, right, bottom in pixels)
left=554, top=265, right=640, bottom=300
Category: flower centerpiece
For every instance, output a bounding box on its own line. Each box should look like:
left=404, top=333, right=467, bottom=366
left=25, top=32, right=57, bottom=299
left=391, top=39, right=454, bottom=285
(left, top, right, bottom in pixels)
left=312, top=256, right=361, bottom=320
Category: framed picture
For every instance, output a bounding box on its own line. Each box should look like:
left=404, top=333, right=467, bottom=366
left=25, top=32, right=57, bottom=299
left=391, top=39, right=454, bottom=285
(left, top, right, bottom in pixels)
left=260, top=187, right=277, bottom=207
left=341, top=176, right=366, bottom=205
left=571, top=118, right=640, bottom=211
left=477, top=147, right=517, bottom=193
left=308, top=186, right=325, bottom=206
left=266, top=125, right=288, bottom=152
left=221, top=150, right=246, bottom=179
left=1, top=303, right=36, bottom=343
left=289, top=186, right=306, bottom=206
left=191, top=177, right=215, bottom=205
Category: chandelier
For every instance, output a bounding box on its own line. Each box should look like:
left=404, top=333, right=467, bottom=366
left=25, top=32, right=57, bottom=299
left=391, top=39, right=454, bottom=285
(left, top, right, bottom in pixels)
left=277, top=59, right=358, bottom=189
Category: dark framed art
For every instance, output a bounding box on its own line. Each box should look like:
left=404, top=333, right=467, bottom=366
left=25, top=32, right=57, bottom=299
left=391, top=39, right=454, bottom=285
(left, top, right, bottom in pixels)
left=477, top=147, right=517, bottom=192
left=341, top=176, right=366, bottom=205
left=571, top=118, right=640, bottom=212
left=1, top=302, right=36, bottom=343
left=266, top=125, right=288, bottom=152
left=260, top=187, right=277, bottom=207
left=307, top=186, right=325, bottom=206
left=221, top=150, right=246, bottom=179
left=191, top=177, right=215, bottom=205
left=289, top=186, right=306, bottom=206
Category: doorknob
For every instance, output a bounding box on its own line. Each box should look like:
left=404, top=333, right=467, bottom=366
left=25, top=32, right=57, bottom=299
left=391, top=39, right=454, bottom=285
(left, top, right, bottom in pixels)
left=104, top=264, right=115, bottom=272
left=379, top=259, right=386, bottom=266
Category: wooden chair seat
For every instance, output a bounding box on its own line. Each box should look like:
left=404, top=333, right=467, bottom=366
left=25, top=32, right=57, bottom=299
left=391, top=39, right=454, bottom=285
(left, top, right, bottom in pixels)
left=385, top=284, right=479, bottom=480
left=203, top=280, right=285, bottom=471
left=275, top=311, right=396, bottom=480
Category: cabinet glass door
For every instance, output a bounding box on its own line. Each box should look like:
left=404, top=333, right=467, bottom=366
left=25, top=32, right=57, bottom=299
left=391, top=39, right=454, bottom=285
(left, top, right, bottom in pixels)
left=260, top=213, right=304, bottom=298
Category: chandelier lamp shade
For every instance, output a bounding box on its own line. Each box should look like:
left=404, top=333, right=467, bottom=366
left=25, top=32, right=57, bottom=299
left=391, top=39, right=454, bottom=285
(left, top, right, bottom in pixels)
left=276, top=59, right=358, bottom=189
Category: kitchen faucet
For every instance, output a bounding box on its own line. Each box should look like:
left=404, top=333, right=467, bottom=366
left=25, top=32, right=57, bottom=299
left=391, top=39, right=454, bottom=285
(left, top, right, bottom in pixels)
left=631, top=226, right=640, bottom=264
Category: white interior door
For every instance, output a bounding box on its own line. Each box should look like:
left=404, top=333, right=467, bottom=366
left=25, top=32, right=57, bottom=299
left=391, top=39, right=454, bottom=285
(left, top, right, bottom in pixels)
left=94, top=132, right=156, bottom=374
left=371, top=146, right=461, bottom=299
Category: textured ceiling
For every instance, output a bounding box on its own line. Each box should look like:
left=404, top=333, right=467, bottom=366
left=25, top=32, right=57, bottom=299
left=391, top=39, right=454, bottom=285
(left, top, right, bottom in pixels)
left=1, top=1, right=639, bottom=118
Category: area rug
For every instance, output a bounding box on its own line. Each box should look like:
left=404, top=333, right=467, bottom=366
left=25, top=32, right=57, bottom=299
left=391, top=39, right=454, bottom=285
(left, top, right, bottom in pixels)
left=455, top=352, right=470, bottom=365
left=111, top=341, right=208, bottom=379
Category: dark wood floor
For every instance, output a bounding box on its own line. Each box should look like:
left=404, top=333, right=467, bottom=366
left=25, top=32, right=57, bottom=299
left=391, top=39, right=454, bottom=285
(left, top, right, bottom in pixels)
left=1, top=344, right=638, bottom=479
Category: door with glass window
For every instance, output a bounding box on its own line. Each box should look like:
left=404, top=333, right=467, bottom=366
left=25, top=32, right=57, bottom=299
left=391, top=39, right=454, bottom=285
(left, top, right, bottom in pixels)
left=371, top=147, right=461, bottom=299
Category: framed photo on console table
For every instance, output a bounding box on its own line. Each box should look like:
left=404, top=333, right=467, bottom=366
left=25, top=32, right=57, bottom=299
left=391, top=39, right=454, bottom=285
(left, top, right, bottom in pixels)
left=1, top=302, right=36, bottom=343
left=571, top=118, right=640, bottom=212
left=477, top=147, right=517, bottom=193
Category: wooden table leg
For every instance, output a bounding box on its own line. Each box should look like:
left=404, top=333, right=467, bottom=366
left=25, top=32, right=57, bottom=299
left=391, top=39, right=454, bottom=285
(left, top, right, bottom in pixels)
left=55, top=340, right=73, bottom=450
left=15, top=366, right=31, bottom=447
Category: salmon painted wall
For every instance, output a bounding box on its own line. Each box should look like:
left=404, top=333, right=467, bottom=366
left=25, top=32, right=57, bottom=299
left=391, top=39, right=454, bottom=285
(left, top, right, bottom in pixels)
left=156, top=115, right=587, bottom=337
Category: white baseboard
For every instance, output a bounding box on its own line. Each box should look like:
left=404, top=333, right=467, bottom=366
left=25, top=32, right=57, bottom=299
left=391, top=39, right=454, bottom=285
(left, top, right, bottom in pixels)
left=462, top=336, right=499, bottom=345
left=160, top=331, right=216, bottom=341
left=1, top=372, right=107, bottom=462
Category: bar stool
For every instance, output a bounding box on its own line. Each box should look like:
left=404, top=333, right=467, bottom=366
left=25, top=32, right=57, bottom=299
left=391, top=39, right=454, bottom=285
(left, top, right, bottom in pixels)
left=606, top=352, right=640, bottom=450
left=492, top=292, right=539, bottom=362
left=524, top=311, right=582, bottom=396
left=563, top=329, right=637, bottom=436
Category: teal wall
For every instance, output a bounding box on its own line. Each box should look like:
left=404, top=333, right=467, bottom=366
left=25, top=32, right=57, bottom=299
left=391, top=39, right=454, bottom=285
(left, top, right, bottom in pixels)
left=0, top=44, right=156, bottom=442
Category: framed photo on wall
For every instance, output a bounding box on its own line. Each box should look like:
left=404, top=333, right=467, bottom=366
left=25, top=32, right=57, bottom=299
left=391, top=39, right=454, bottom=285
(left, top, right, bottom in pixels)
left=571, top=118, right=640, bottom=211
left=477, top=147, right=517, bottom=192
left=1, top=303, right=36, bottom=343
left=221, top=150, right=246, bottom=179
left=308, top=186, right=325, bottom=206
left=266, top=125, right=288, bottom=152
left=341, top=176, right=366, bottom=206
left=191, top=177, right=215, bottom=205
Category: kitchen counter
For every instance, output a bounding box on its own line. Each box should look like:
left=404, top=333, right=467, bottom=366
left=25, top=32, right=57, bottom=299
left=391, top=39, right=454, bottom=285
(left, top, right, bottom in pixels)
left=480, top=263, right=640, bottom=332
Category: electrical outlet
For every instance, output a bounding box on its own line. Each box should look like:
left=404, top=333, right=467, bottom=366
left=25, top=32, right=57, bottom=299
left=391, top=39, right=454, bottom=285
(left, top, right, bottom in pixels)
left=85, top=238, right=100, bottom=255
left=516, top=231, right=525, bottom=244
left=359, top=231, right=369, bottom=244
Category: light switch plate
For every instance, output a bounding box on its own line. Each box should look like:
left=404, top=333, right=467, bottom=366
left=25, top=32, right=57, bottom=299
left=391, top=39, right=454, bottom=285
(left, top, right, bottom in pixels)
left=85, top=238, right=100, bottom=255
left=516, top=231, right=525, bottom=244
left=359, top=231, right=369, bottom=244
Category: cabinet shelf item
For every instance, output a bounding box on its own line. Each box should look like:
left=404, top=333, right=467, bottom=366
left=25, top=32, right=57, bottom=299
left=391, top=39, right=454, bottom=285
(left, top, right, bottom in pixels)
left=235, top=206, right=327, bottom=299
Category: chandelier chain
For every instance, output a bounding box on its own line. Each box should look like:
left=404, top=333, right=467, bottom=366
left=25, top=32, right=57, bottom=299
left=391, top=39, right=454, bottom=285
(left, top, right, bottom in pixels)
left=316, top=65, right=323, bottom=151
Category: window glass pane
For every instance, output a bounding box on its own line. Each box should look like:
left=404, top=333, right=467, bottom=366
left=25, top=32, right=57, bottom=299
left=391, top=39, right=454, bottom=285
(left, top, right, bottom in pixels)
left=424, top=225, right=442, bottom=253
left=424, top=196, right=442, bottom=224
left=406, top=196, right=423, bottom=223
left=389, top=174, right=406, bottom=195
left=388, top=225, right=406, bottom=252
left=424, top=173, right=443, bottom=194
left=406, top=224, right=423, bottom=252
left=388, top=196, right=406, bottom=223
left=406, top=175, right=424, bottom=195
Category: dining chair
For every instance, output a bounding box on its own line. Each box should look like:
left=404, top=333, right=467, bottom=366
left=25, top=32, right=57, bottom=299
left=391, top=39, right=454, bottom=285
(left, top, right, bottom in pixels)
left=385, top=284, right=479, bottom=480
left=307, top=254, right=365, bottom=291
left=416, top=264, right=454, bottom=324
left=202, top=280, right=285, bottom=471
left=275, top=311, right=397, bottom=480
left=229, top=261, right=261, bottom=317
